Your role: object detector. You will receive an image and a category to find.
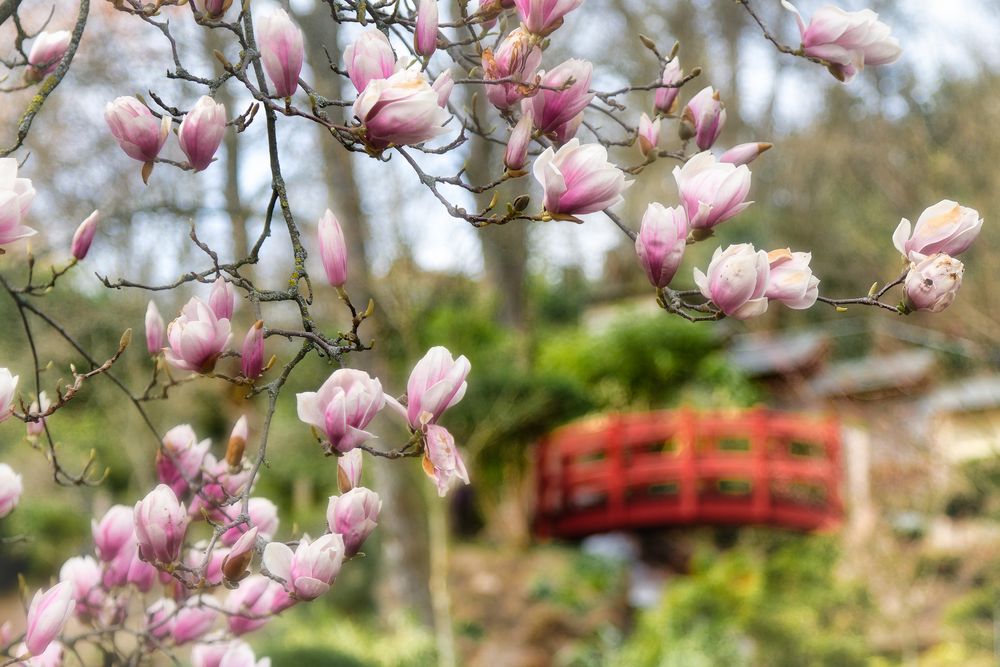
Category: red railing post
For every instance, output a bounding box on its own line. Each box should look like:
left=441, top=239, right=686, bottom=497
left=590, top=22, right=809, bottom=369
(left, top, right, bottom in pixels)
left=607, top=415, right=627, bottom=526
left=824, top=416, right=843, bottom=526
left=534, top=437, right=551, bottom=537
left=678, top=407, right=697, bottom=522
left=750, top=407, right=771, bottom=523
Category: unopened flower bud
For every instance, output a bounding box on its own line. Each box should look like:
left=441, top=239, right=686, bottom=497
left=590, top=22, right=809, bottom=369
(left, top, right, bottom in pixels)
left=226, top=416, right=249, bottom=467
left=637, top=113, right=660, bottom=157
left=222, top=526, right=258, bottom=583
left=337, top=449, right=363, bottom=493
left=504, top=110, right=533, bottom=172
left=903, top=253, right=964, bottom=313
left=26, top=30, right=71, bottom=82
left=178, top=96, right=227, bottom=172
left=240, top=321, right=265, bottom=380
left=720, top=142, right=772, bottom=166
left=415, top=0, right=439, bottom=57
left=145, top=301, right=165, bottom=356
left=318, top=210, right=348, bottom=288
left=258, top=9, right=304, bottom=98
left=71, top=210, right=99, bottom=260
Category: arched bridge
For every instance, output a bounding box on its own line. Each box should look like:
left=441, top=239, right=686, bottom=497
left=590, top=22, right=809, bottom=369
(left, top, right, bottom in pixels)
left=534, top=408, right=842, bottom=539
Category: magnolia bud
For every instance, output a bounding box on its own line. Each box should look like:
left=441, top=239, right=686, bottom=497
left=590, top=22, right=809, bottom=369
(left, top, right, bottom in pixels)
left=720, top=142, right=772, bottom=166
left=71, top=210, right=99, bottom=260
left=178, top=96, right=227, bottom=172
left=258, top=9, right=305, bottom=98
left=637, top=113, right=660, bottom=157
left=415, top=0, right=439, bottom=57
left=504, top=110, right=533, bottom=172
left=318, top=209, right=348, bottom=287
left=25, top=582, right=75, bottom=656
left=240, top=321, right=265, bottom=380
left=903, top=253, right=964, bottom=313
left=337, top=449, right=363, bottom=493
left=227, top=416, right=249, bottom=467
left=145, top=301, right=165, bottom=356
left=222, top=526, right=258, bottom=583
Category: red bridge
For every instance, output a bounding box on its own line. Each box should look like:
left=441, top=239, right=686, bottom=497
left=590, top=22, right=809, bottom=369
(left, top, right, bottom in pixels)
left=534, top=408, right=842, bottom=538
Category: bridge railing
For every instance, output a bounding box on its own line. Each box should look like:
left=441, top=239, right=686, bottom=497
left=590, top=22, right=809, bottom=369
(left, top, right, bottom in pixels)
left=534, top=407, right=842, bottom=539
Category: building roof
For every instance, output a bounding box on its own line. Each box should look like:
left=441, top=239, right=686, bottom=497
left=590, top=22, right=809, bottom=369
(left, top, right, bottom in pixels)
left=809, top=349, right=937, bottom=397
left=727, top=331, right=830, bottom=377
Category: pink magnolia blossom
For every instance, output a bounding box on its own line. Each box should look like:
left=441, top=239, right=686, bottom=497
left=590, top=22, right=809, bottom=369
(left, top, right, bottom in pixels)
left=70, top=210, right=99, bottom=260
left=16, top=640, right=62, bottom=667
left=401, top=346, right=470, bottom=428
left=693, top=243, right=770, bottom=320
left=156, top=424, right=211, bottom=496
left=892, top=200, right=982, bottom=261
left=0, top=158, right=37, bottom=246
left=0, top=369, right=16, bottom=424
left=654, top=59, right=682, bottom=115
left=179, top=96, right=227, bottom=172
left=482, top=28, right=542, bottom=110
left=504, top=109, right=533, bottom=172
left=296, top=369, right=384, bottom=453
left=353, top=69, right=451, bottom=150
left=765, top=249, right=819, bottom=310
left=188, top=454, right=251, bottom=519
left=192, top=641, right=232, bottom=667
left=903, top=253, right=964, bottom=313
left=25, top=582, right=75, bottom=656
left=145, top=301, right=165, bottom=356
left=783, top=1, right=901, bottom=82
left=422, top=425, right=470, bottom=497
left=26, top=30, right=71, bottom=81
left=533, top=139, right=631, bottom=217
left=337, top=449, right=363, bottom=493
left=263, top=533, right=345, bottom=603
left=125, top=544, right=158, bottom=592
left=59, top=556, right=104, bottom=618
left=258, top=9, right=304, bottom=98
left=513, top=0, right=583, bottom=36
left=0, top=463, right=22, bottom=518
left=25, top=392, right=49, bottom=438
left=526, top=59, right=593, bottom=138
left=145, top=598, right=176, bottom=641
left=241, top=321, right=265, bottom=379
left=318, top=209, right=348, bottom=287
left=92, top=504, right=135, bottom=562
left=221, top=526, right=258, bottom=583
left=221, top=497, right=279, bottom=546
left=327, top=487, right=381, bottom=557
left=681, top=86, right=726, bottom=151
left=172, top=596, right=219, bottom=644
left=201, top=0, right=233, bottom=19
left=344, top=29, right=396, bottom=93
left=637, top=113, right=660, bottom=157
left=133, top=484, right=189, bottom=565
left=187, top=540, right=229, bottom=587
left=431, top=69, right=454, bottom=107
left=415, top=0, right=439, bottom=57
left=673, top=151, right=752, bottom=231
left=219, top=642, right=271, bottom=667
left=720, top=142, right=772, bottom=167
left=105, top=97, right=170, bottom=163
left=635, top=203, right=688, bottom=289
left=225, top=576, right=278, bottom=635
left=164, top=297, right=232, bottom=373
left=208, top=277, right=236, bottom=321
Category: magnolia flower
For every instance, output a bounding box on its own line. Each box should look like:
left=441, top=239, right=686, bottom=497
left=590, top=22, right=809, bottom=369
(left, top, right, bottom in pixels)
left=635, top=203, right=688, bottom=289
left=765, top=249, right=819, bottom=310
left=0, top=369, right=17, bottom=423
left=145, top=598, right=177, bottom=641
left=225, top=576, right=278, bottom=635
left=353, top=69, right=451, bottom=150
left=258, top=9, right=304, bottom=97
left=172, top=596, right=219, bottom=644
left=783, top=1, right=901, bottom=82
left=239, top=321, right=265, bottom=380
left=17, top=640, right=62, bottom=667
left=337, top=449, right=363, bottom=493
left=221, top=497, right=279, bottom=546
left=526, top=59, right=594, bottom=138
left=156, top=424, right=211, bottom=496
left=59, top=556, right=104, bottom=618
left=637, top=113, right=660, bottom=157
left=92, top=505, right=136, bottom=562
left=25, top=582, right=75, bottom=656
left=26, top=30, right=71, bottom=81
left=892, top=200, right=982, bottom=261
left=296, top=369, right=384, bottom=453
left=720, top=142, right=772, bottom=167
left=673, top=151, right=752, bottom=232
left=654, top=59, right=683, bottom=115
left=219, top=641, right=271, bottom=667
left=401, top=346, right=471, bottom=428
left=133, top=484, right=189, bottom=565
left=423, top=425, right=470, bottom=497
left=71, top=210, right=99, bottom=260
left=0, top=463, right=23, bottom=518
left=533, top=139, right=631, bottom=217
left=25, top=391, right=49, bottom=438
left=145, top=301, right=165, bottom=356
left=179, top=96, right=227, bottom=171
left=693, top=244, right=770, bottom=320
left=431, top=70, right=454, bottom=107
left=904, top=253, right=964, bottom=313
left=482, top=28, right=542, bottom=110
left=208, top=277, right=236, bottom=321
left=681, top=86, right=726, bottom=151
left=263, top=533, right=345, bottom=603
left=415, top=0, right=439, bottom=57
left=345, top=29, right=396, bottom=93
left=514, top=0, right=583, bottom=36
left=105, top=97, right=171, bottom=164
left=164, top=297, right=232, bottom=373
left=189, top=454, right=252, bottom=519
left=318, top=209, right=348, bottom=287
left=327, top=488, right=381, bottom=557
left=504, top=109, right=533, bottom=172
left=0, top=157, right=37, bottom=246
